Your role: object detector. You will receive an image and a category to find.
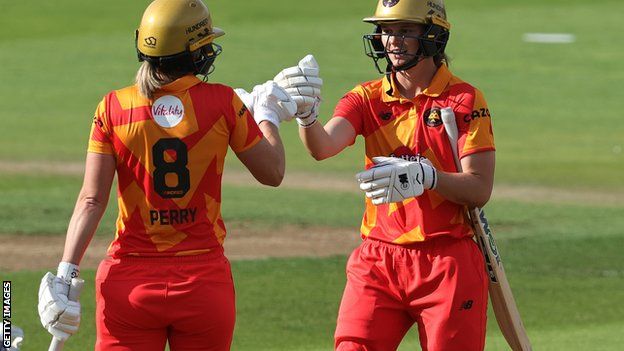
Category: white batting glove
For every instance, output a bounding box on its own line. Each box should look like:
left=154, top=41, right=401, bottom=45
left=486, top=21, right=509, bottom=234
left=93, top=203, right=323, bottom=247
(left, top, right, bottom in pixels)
left=233, top=87, right=256, bottom=112
left=235, top=81, right=297, bottom=127
left=6, top=326, right=23, bottom=350
left=234, top=81, right=270, bottom=115
left=255, top=81, right=297, bottom=127
left=274, top=54, right=322, bottom=127
left=356, top=156, right=438, bottom=205
left=38, top=262, right=81, bottom=342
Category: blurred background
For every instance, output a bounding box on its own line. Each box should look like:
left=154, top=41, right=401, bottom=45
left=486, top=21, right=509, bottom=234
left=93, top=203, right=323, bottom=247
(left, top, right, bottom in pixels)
left=1, top=0, right=622, bottom=350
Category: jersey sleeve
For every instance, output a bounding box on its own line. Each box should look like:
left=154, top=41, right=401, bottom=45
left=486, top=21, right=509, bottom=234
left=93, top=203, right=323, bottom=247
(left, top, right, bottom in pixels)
left=456, top=88, right=495, bottom=159
left=332, top=88, right=365, bottom=136
left=87, top=96, right=114, bottom=155
left=227, top=90, right=263, bottom=153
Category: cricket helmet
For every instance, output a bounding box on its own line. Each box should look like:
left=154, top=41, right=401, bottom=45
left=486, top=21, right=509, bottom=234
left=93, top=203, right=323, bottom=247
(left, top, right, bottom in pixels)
left=363, top=0, right=451, bottom=73
left=136, top=0, right=224, bottom=75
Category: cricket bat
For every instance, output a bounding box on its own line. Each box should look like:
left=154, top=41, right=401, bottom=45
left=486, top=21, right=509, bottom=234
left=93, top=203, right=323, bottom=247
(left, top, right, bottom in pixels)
left=48, top=278, right=85, bottom=351
left=440, top=107, right=532, bottom=351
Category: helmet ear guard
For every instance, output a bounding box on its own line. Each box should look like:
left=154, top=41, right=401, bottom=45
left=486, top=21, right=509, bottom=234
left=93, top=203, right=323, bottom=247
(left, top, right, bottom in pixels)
left=419, top=23, right=449, bottom=58
left=192, top=42, right=222, bottom=75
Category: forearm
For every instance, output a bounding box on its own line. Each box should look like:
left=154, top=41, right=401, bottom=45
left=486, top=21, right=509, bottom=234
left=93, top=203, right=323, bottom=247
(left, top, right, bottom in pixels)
left=299, top=122, right=333, bottom=160
left=299, top=117, right=355, bottom=161
left=434, top=170, right=492, bottom=208
left=62, top=194, right=109, bottom=264
left=257, top=121, right=285, bottom=185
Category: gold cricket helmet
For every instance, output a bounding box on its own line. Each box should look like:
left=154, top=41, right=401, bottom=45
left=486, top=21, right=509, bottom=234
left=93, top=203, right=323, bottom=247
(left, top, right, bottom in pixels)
left=363, top=0, right=450, bottom=30
left=362, top=0, right=451, bottom=73
left=136, top=0, right=225, bottom=58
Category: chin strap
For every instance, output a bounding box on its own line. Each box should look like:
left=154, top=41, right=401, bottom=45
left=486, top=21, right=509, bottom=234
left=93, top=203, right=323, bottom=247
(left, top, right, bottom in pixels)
left=389, top=52, right=426, bottom=73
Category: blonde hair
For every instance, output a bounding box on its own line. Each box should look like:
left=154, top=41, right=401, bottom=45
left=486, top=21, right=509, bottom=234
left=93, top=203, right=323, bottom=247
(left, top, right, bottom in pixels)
left=135, top=61, right=165, bottom=99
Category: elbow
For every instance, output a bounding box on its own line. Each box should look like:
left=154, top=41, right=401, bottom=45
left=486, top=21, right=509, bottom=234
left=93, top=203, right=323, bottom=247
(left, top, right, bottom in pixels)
left=78, top=194, right=108, bottom=212
left=259, top=168, right=284, bottom=187
left=268, top=171, right=284, bottom=187
left=311, top=153, right=325, bottom=161
left=261, top=177, right=283, bottom=187
left=468, top=200, right=487, bottom=210
left=468, top=192, right=491, bottom=209
left=309, top=149, right=330, bottom=161
left=264, top=180, right=282, bottom=187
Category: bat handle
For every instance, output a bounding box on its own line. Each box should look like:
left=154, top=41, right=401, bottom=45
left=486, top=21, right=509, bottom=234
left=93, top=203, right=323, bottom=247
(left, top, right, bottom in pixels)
left=48, top=338, right=64, bottom=351
left=440, top=107, right=461, bottom=171
left=48, top=278, right=85, bottom=351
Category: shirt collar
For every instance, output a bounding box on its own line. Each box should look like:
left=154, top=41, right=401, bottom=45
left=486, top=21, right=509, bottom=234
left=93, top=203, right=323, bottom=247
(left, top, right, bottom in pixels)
left=422, top=63, right=452, bottom=97
left=159, top=75, right=202, bottom=93
left=381, top=73, right=401, bottom=103
left=381, top=64, right=452, bottom=102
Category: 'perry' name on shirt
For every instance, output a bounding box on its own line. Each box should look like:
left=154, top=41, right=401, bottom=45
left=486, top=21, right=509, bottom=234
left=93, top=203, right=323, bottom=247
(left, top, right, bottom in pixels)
left=150, top=208, right=197, bottom=225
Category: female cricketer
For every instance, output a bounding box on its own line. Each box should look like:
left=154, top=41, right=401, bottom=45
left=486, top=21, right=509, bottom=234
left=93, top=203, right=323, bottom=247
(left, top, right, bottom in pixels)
left=36, top=0, right=296, bottom=350
left=279, top=0, right=496, bottom=350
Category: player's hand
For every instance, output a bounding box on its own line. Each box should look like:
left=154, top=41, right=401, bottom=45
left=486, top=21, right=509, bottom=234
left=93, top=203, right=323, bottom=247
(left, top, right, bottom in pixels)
left=273, top=54, right=322, bottom=127
left=255, top=80, right=297, bottom=126
left=356, top=156, right=438, bottom=205
left=38, top=263, right=81, bottom=341
left=233, top=87, right=255, bottom=113
left=7, top=325, right=24, bottom=350
left=236, top=81, right=297, bottom=127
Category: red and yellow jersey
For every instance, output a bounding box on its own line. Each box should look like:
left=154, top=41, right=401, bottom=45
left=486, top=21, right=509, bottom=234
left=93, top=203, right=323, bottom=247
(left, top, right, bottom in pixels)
left=88, top=75, right=262, bottom=257
left=333, top=64, right=495, bottom=244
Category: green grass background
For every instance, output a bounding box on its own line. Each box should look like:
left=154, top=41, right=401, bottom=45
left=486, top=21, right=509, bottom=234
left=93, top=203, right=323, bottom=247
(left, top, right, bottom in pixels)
left=1, top=0, right=623, bottom=350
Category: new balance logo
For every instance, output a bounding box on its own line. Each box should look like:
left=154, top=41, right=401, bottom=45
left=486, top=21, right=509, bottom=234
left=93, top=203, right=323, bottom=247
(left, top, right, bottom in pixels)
left=460, top=300, right=474, bottom=310
left=398, top=173, right=409, bottom=190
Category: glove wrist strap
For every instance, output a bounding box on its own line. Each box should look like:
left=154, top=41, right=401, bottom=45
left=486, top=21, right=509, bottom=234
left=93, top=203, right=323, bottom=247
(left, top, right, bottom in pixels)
left=296, top=117, right=317, bottom=128
left=57, top=262, right=80, bottom=282
left=429, top=168, right=438, bottom=190
left=254, top=108, right=281, bottom=128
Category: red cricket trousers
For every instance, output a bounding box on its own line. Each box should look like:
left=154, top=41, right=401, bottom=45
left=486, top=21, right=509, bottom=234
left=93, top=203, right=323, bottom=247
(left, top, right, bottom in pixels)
left=95, top=248, right=235, bottom=351
left=335, top=236, right=488, bottom=351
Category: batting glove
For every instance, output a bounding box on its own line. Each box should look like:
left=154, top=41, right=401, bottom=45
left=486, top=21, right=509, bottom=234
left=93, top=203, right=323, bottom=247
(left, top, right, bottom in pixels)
left=273, top=54, right=322, bottom=127
left=235, top=81, right=297, bottom=127
left=356, top=156, right=438, bottom=205
left=3, top=326, right=23, bottom=351
left=38, top=262, right=81, bottom=342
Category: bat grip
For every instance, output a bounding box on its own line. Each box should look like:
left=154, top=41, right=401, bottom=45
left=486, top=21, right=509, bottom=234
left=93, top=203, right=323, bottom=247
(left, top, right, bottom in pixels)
left=440, top=107, right=462, bottom=171
left=48, top=278, right=85, bottom=351
left=48, top=338, right=64, bottom=351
